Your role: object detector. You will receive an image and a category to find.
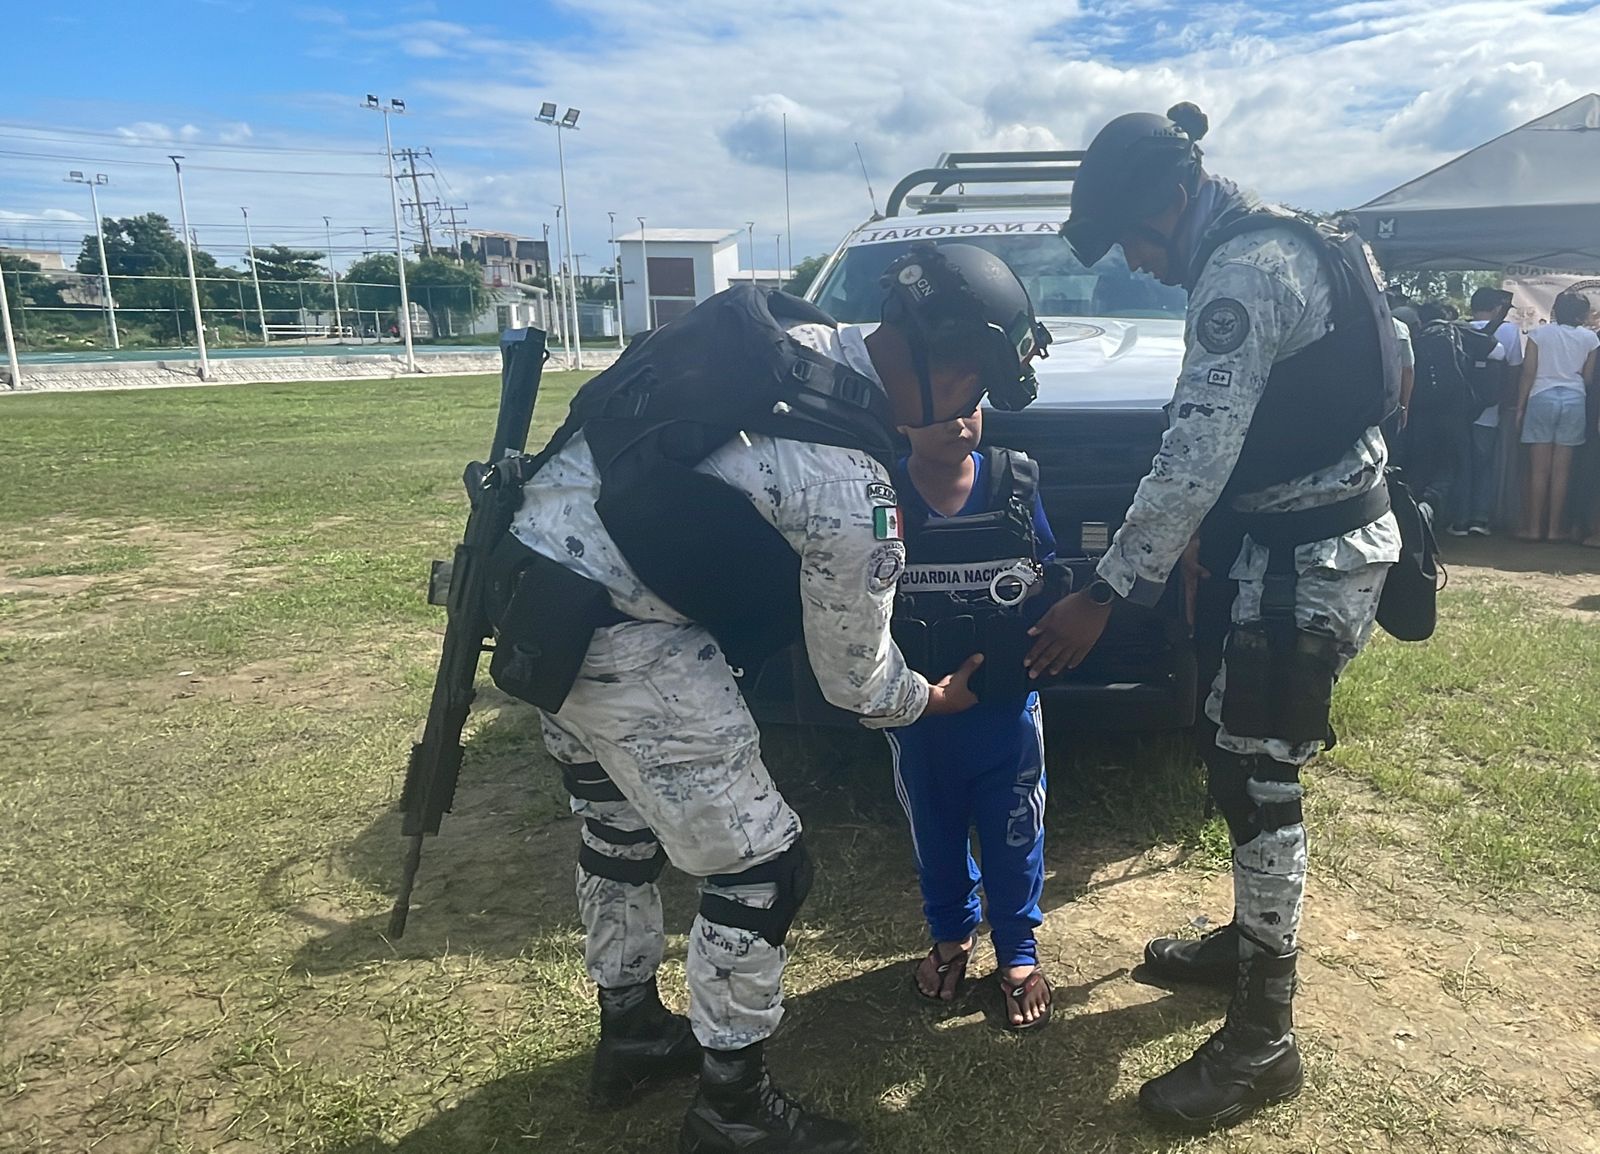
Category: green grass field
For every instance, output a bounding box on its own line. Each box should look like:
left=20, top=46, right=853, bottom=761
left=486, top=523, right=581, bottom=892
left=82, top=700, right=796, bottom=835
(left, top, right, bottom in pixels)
left=1, top=375, right=1597, bottom=1153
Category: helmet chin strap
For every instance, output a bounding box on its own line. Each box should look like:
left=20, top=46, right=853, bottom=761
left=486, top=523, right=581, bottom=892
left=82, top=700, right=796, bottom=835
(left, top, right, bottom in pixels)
left=1128, top=221, right=1184, bottom=279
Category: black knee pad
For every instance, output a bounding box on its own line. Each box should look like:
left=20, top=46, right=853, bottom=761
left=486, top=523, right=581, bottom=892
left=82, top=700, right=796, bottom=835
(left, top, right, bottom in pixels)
left=1202, top=746, right=1258, bottom=846
left=578, top=818, right=667, bottom=885
left=562, top=760, right=626, bottom=804
left=699, top=839, right=814, bottom=948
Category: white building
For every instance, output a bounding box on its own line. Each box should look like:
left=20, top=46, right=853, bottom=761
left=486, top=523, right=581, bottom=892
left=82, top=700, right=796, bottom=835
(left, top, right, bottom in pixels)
left=615, top=228, right=742, bottom=333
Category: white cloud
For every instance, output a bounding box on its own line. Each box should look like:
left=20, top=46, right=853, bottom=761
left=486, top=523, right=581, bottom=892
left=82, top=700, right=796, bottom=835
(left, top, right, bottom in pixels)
left=9, top=0, right=1600, bottom=277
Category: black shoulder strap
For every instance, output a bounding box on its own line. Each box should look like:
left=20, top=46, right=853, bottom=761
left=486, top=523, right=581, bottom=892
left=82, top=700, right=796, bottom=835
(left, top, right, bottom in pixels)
left=981, top=446, right=1039, bottom=511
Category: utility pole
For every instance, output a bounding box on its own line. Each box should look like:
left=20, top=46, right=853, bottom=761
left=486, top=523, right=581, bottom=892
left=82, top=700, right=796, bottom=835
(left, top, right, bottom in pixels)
left=775, top=235, right=783, bottom=288
left=637, top=215, right=650, bottom=330
left=66, top=172, right=118, bottom=349
left=323, top=215, right=344, bottom=340
left=401, top=195, right=441, bottom=258
left=396, top=147, right=435, bottom=257
left=552, top=205, right=572, bottom=368
left=242, top=206, right=268, bottom=346
left=745, top=221, right=756, bottom=283
left=169, top=155, right=210, bottom=380
left=0, top=255, right=20, bottom=390
left=362, top=94, right=417, bottom=372
left=608, top=210, right=623, bottom=348
left=443, top=204, right=468, bottom=258
left=360, top=226, right=374, bottom=256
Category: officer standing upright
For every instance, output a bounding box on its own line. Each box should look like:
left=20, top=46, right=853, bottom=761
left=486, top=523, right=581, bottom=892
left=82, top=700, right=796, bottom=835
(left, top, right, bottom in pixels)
left=507, top=245, right=1046, bottom=1154
left=1028, top=103, right=1401, bottom=1130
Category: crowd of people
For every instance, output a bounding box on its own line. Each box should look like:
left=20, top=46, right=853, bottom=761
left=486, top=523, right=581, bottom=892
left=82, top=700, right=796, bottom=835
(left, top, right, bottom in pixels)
left=1389, top=285, right=1600, bottom=545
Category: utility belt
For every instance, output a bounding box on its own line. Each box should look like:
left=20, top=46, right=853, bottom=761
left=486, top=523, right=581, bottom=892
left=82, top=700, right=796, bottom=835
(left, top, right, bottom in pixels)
left=485, top=534, right=633, bottom=713
left=1218, top=482, right=1391, bottom=746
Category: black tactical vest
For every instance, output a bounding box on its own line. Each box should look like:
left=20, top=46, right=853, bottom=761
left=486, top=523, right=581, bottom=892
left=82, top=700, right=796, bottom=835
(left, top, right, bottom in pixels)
left=1190, top=211, right=1401, bottom=496
left=890, top=447, right=1046, bottom=702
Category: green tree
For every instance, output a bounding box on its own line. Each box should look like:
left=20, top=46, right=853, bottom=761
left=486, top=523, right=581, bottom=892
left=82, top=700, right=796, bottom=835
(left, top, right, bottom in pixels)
left=75, top=214, right=233, bottom=339
left=247, top=245, right=326, bottom=281
left=342, top=253, right=484, bottom=337
left=783, top=254, right=828, bottom=296
left=1, top=253, right=68, bottom=335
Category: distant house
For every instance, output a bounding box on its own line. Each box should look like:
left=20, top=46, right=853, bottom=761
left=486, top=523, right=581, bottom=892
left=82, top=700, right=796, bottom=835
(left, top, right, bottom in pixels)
left=614, top=228, right=747, bottom=332
left=463, top=231, right=549, bottom=289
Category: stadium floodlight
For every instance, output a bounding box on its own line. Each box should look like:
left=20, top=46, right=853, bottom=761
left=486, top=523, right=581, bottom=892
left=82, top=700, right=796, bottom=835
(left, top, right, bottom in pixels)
left=66, top=170, right=119, bottom=349
left=361, top=92, right=417, bottom=372
left=539, top=101, right=583, bottom=368
left=168, top=155, right=211, bottom=380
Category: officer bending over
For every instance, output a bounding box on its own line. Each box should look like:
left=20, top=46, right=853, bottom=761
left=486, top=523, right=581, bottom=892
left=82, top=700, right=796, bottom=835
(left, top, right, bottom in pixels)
left=1034, top=103, right=1401, bottom=1130
left=507, top=244, right=1044, bottom=1154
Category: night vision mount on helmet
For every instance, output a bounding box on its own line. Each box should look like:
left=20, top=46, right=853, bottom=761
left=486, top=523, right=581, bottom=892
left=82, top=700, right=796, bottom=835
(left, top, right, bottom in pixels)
left=878, top=242, right=1050, bottom=424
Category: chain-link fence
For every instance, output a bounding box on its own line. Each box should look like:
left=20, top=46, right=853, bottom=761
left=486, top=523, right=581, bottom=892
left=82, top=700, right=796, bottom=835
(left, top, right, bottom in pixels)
left=0, top=267, right=560, bottom=353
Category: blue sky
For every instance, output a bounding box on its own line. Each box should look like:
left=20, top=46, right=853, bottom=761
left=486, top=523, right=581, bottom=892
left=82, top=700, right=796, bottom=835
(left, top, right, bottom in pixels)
left=3, top=1, right=1597, bottom=273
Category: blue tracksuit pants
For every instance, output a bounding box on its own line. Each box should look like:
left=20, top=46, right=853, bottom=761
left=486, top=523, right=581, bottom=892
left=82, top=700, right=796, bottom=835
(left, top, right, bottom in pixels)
left=886, top=693, right=1047, bottom=969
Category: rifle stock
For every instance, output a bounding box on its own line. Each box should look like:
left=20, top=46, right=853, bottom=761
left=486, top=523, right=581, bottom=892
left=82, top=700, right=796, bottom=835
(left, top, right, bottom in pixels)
left=388, top=327, right=549, bottom=938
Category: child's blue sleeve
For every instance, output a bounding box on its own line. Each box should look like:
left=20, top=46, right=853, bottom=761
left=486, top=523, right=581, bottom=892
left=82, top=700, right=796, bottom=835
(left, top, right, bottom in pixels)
left=1031, top=490, right=1057, bottom=562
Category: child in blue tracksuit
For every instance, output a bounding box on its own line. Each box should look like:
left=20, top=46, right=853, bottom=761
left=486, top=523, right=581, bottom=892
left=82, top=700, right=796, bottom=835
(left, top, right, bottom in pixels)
left=888, top=406, right=1056, bottom=1030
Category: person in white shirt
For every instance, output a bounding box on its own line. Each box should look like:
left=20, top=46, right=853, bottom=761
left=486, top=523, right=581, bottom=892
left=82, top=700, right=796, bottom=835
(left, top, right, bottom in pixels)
left=1457, top=288, right=1522, bottom=536
left=1516, top=292, right=1599, bottom=540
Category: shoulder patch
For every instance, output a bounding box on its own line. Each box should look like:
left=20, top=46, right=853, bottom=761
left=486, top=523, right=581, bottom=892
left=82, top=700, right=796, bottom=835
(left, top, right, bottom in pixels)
left=866, top=480, right=897, bottom=506
left=873, top=505, right=903, bottom=540
left=866, top=542, right=906, bottom=594
left=1196, top=297, right=1250, bottom=355
left=1206, top=368, right=1233, bottom=389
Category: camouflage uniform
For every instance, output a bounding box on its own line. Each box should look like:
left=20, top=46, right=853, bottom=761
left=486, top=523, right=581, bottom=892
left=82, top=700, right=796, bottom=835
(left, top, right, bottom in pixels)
left=1096, top=219, right=1400, bottom=954
left=512, top=323, right=927, bottom=1050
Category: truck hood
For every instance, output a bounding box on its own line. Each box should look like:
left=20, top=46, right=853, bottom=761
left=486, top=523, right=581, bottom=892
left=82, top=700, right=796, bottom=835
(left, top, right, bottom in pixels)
left=1030, top=316, right=1184, bottom=411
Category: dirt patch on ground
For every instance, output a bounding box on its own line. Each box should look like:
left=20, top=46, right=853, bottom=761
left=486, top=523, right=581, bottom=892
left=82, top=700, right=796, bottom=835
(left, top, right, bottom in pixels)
left=1444, top=535, right=1600, bottom=621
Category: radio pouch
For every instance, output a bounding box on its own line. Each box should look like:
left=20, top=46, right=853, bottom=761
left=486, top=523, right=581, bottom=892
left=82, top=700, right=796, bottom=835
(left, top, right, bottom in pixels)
left=486, top=534, right=626, bottom=712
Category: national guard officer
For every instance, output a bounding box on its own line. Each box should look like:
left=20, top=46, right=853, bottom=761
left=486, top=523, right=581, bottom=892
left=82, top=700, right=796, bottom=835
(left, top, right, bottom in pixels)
left=509, top=244, right=1045, bottom=1153
left=1029, top=102, right=1401, bottom=1130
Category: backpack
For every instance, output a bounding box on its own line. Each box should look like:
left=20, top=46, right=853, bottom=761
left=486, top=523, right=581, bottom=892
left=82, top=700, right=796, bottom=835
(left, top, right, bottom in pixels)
left=1414, top=320, right=1501, bottom=412
left=520, top=283, right=903, bottom=670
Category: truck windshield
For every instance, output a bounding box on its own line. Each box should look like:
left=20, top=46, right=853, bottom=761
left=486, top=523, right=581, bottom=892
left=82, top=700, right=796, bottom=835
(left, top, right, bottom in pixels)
left=811, top=230, right=1187, bottom=323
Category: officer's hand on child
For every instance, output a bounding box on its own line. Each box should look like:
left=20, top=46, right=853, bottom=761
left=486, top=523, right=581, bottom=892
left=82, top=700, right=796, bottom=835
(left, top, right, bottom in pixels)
left=923, top=653, right=984, bottom=716
left=1026, top=589, right=1114, bottom=676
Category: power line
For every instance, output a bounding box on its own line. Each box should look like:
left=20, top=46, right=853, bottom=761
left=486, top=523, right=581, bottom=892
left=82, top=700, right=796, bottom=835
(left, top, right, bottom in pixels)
left=0, top=148, right=382, bottom=177
left=0, top=124, right=383, bottom=156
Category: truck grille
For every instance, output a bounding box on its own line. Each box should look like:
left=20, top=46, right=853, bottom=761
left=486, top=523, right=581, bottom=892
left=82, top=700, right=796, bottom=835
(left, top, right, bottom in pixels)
left=983, top=408, right=1166, bottom=556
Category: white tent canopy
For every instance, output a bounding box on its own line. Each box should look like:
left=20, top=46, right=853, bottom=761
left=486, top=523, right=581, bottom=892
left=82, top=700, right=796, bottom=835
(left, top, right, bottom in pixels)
left=1349, top=94, right=1600, bottom=273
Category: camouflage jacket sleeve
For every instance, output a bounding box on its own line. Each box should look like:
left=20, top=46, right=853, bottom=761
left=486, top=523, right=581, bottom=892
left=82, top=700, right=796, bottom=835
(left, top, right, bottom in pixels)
left=1096, top=259, right=1310, bottom=606
left=793, top=478, right=929, bottom=728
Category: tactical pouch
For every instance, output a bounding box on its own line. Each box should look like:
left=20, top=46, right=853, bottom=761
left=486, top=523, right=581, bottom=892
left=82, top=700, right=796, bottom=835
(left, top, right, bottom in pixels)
left=486, top=535, right=625, bottom=713
left=1221, top=623, right=1340, bottom=744
left=1375, top=470, right=1439, bottom=642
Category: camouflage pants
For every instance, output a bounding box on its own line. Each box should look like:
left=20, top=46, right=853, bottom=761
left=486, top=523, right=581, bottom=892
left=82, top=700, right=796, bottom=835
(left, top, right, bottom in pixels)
left=1204, top=558, right=1389, bottom=955
left=540, top=620, right=803, bottom=1051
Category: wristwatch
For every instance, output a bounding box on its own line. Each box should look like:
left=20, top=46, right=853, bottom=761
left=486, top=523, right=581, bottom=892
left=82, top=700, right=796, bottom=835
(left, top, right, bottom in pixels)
left=1086, top=578, right=1117, bottom=606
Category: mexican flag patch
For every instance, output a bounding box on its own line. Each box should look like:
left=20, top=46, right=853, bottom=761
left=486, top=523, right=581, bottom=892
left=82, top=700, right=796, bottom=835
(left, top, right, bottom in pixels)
left=873, top=505, right=903, bottom=541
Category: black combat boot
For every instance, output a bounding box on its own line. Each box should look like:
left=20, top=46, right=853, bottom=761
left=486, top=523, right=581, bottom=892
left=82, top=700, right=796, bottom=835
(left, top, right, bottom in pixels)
left=679, top=1042, right=862, bottom=1154
left=1138, top=945, right=1303, bottom=1131
left=1141, top=920, right=1240, bottom=988
left=590, top=980, right=701, bottom=1109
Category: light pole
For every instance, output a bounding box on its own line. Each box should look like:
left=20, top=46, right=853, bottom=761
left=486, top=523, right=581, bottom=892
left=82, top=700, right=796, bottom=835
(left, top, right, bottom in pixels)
left=323, top=215, right=344, bottom=342
left=67, top=172, right=118, bottom=349
left=775, top=235, right=783, bottom=289
left=608, top=211, right=624, bottom=348
left=0, top=257, right=20, bottom=390
left=537, top=102, right=583, bottom=369
left=169, top=155, right=210, bottom=380
left=552, top=204, right=571, bottom=368
left=241, top=206, right=268, bottom=346
left=745, top=221, right=756, bottom=283
left=637, top=215, right=650, bottom=330
left=363, top=94, right=417, bottom=373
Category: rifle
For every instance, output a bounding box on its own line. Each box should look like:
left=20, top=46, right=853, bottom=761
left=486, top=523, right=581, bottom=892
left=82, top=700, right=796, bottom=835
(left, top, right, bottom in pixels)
left=388, top=327, right=549, bottom=938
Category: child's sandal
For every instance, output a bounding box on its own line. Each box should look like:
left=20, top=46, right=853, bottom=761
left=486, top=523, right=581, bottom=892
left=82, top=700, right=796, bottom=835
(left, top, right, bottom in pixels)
left=998, top=967, right=1052, bottom=1032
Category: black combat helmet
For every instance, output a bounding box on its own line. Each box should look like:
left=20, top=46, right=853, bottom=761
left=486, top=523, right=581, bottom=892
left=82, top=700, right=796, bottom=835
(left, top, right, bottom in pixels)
left=878, top=242, right=1049, bottom=423
left=1062, top=102, right=1209, bottom=267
